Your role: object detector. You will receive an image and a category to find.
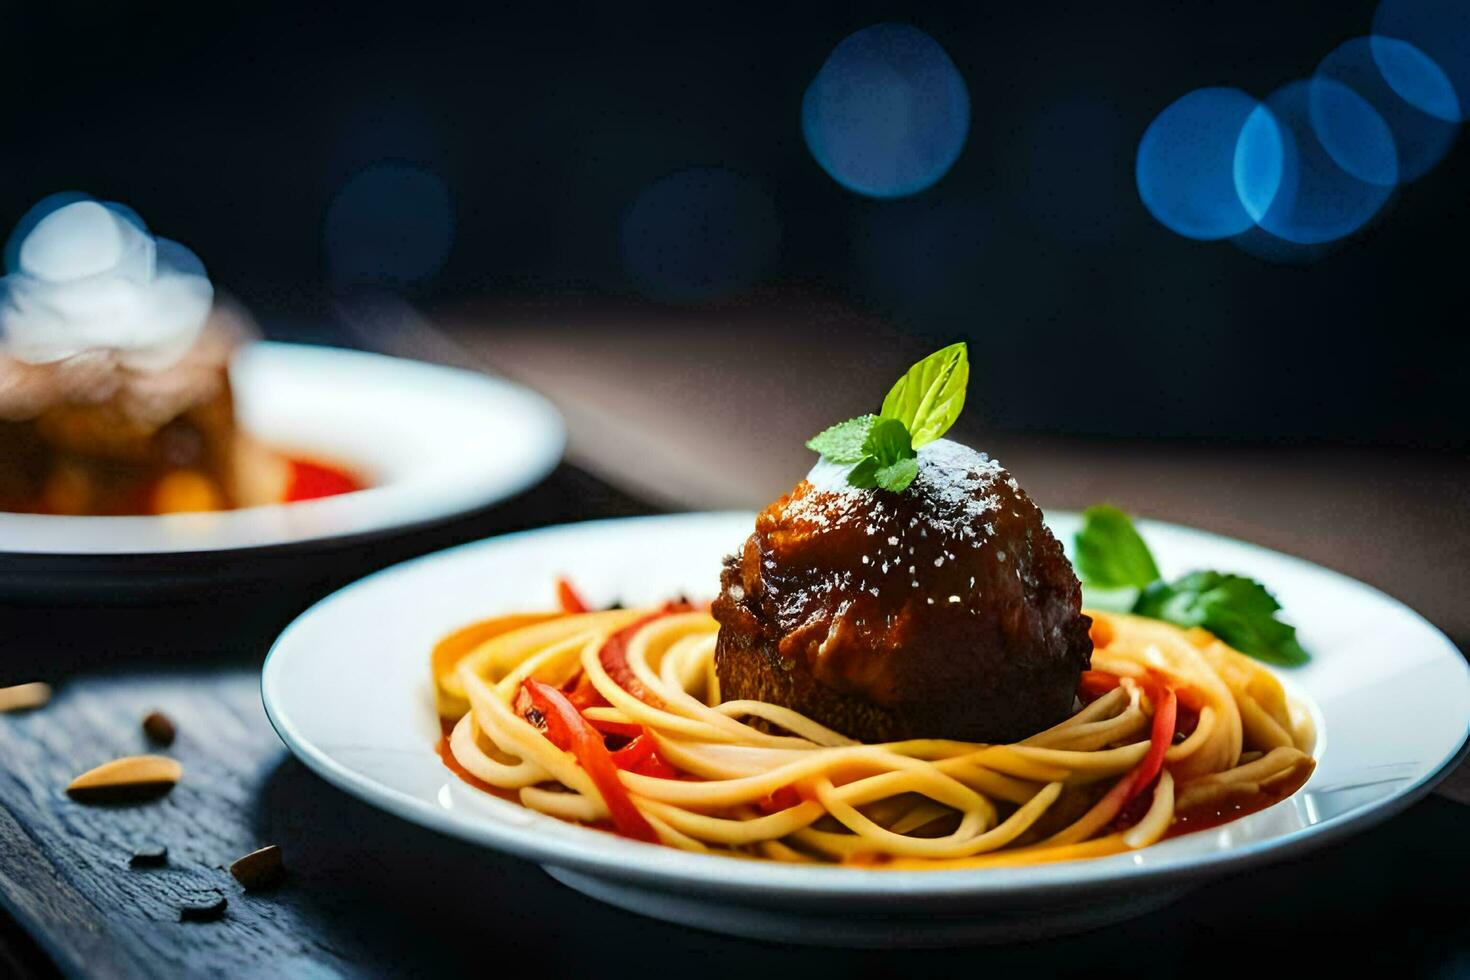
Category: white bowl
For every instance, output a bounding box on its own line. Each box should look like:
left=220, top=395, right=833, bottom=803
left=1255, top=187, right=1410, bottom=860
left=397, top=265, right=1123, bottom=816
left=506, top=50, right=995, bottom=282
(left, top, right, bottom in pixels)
left=0, top=342, right=564, bottom=599
left=261, top=511, right=1469, bottom=945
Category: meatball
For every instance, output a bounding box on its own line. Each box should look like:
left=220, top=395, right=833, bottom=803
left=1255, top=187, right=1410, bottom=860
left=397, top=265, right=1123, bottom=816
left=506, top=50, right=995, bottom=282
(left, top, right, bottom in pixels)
left=712, top=439, right=1091, bottom=744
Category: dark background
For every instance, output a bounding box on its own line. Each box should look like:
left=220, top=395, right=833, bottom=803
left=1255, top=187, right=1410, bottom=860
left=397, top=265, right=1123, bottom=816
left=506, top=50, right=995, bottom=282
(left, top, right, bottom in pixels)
left=0, top=0, right=1464, bottom=447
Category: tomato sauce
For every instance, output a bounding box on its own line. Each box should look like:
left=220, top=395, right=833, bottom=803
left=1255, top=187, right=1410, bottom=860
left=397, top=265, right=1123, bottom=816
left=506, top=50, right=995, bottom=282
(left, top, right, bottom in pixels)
left=1164, top=761, right=1316, bottom=839
left=435, top=721, right=521, bottom=804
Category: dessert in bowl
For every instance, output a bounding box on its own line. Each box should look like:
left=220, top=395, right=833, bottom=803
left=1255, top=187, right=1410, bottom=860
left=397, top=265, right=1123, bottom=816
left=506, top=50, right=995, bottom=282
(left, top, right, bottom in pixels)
left=0, top=196, right=363, bottom=517
left=0, top=195, right=563, bottom=602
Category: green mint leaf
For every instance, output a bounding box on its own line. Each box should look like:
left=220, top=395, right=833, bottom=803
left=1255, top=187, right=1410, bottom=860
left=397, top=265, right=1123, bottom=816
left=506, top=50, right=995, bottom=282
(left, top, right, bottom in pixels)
left=873, top=456, right=919, bottom=492
left=862, top=417, right=914, bottom=467
left=879, top=342, right=969, bottom=448
left=806, top=415, right=881, bottom=464
left=1074, top=505, right=1162, bottom=590
left=1135, top=572, right=1310, bottom=666
left=839, top=421, right=919, bottom=492
left=846, top=457, right=880, bottom=489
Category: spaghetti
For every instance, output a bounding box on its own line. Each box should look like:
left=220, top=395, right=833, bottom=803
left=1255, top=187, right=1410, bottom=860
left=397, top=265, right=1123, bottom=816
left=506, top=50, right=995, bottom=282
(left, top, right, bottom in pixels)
left=433, top=600, right=1316, bottom=868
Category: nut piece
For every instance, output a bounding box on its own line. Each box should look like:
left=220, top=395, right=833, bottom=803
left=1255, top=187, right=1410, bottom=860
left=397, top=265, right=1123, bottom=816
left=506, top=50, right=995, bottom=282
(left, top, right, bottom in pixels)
left=66, top=755, right=182, bottom=803
left=229, top=844, right=285, bottom=890
left=142, top=711, right=176, bottom=746
left=128, top=844, right=169, bottom=868
left=178, top=892, right=228, bottom=923
left=0, top=682, right=52, bottom=713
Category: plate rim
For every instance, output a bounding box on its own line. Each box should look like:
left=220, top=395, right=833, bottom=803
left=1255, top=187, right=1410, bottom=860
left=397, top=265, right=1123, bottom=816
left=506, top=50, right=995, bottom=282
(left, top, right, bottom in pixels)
left=0, top=341, right=566, bottom=557
left=261, top=510, right=1470, bottom=902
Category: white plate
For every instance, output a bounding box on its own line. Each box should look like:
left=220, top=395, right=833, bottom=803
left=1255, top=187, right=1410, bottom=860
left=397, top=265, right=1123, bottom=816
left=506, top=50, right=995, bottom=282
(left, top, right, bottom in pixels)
left=261, top=512, right=1470, bottom=945
left=0, top=342, right=564, bottom=556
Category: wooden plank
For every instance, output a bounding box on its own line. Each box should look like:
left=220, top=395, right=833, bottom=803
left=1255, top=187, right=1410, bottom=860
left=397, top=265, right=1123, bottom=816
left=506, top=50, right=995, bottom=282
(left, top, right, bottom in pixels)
left=0, top=658, right=692, bottom=977
left=0, top=463, right=660, bottom=978
left=0, top=669, right=359, bottom=978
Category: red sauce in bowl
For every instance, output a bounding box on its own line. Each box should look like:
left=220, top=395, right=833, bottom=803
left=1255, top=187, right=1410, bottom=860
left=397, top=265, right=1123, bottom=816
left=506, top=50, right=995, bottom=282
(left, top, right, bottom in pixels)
left=283, top=457, right=366, bottom=502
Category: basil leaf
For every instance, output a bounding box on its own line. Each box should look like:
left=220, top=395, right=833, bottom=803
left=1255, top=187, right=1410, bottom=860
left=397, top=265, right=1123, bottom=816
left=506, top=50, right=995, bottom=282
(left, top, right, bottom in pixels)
left=1135, top=572, right=1310, bottom=666
left=879, top=342, right=969, bottom=448
left=1074, top=505, right=1161, bottom=590
left=806, top=414, right=881, bottom=464
left=873, top=456, right=920, bottom=492
left=862, top=417, right=914, bottom=466
left=1074, top=503, right=1309, bottom=667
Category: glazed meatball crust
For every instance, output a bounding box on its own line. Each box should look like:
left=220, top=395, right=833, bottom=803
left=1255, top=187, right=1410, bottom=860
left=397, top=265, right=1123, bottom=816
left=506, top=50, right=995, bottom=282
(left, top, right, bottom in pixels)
left=712, top=440, right=1092, bottom=743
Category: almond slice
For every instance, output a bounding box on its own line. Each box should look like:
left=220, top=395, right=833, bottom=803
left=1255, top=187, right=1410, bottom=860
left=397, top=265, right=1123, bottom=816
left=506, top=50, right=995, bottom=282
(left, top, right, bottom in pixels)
left=66, top=755, right=182, bottom=803
left=0, top=682, right=52, bottom=713
left=229, top=844, right=285, bottom=890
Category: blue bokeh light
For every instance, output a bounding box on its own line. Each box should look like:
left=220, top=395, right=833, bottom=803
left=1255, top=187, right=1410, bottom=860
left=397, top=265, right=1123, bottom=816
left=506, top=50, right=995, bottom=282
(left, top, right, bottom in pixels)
left=1232, top=106, right=1284, bottom=224
left=324, top=161, right=455, bottom=288
left=1316, top=37, right=1459, bottom=182
left=801, top=23, right=970, bottom=198
left=1374, top=0, right=1470, bottom=119
left=620, top=167, right=781, bottom=303
left=1372, top=35, right=1462, bottom=123
left=1136, top=87, right=1273, bottom=240
left=1309, top=75, right=1400, bottom=187
left=1237, top=80, right=1396, bottom=245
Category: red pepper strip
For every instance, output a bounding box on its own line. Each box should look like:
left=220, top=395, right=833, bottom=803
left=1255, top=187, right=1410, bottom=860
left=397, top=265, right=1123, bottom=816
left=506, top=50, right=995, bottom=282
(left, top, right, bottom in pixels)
left=611, top=734, right=655, bottom=768
left=564, top=671, right=609, bottom=711
left=556, top=577, right=590, bottom=614
left=1077, top=670, right=1122, bottom=702
left=610, top=734, right=679, bottom=779
left=626, top=753, right=678, bottom=780
left=514, top=686, right=570, bottom=750
left=524, top=679, right=647, bottom=740
left=597, top=603, right=689, bottom=708
left=586, top=717, right=644, bottom=739
left=523, top=680, right=658, bottom=843
left=1125, top=685, right=1177, bottom=801
left=1064, top=683, right=1179, bottom=837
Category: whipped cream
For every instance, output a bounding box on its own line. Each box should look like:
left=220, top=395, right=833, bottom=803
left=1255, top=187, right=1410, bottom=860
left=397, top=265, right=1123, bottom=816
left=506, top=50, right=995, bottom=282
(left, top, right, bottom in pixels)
left=0, top=198, right=213, bottom=372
